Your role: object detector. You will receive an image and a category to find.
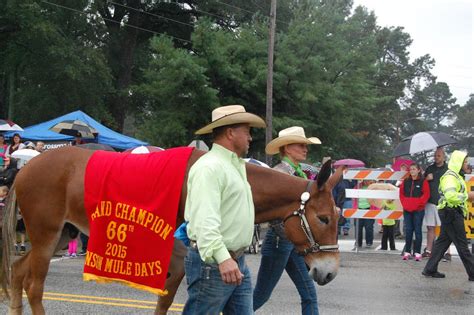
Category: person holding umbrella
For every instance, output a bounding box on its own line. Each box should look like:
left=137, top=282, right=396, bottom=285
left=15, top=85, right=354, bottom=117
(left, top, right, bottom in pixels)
left=422, top=151, right=474, bottom=281
left=253, top=126, right=321, bottom=315
left=72, top=131, right=88, bottom=255
left=71, top=132, right=86, bottom=146
left=422, top=148, right=447, bottom=258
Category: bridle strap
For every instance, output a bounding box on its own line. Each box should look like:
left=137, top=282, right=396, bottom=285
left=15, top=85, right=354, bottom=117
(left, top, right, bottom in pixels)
left=283, top=180, right=339, bottom=256
left=282, top=180, right=314, bottom=223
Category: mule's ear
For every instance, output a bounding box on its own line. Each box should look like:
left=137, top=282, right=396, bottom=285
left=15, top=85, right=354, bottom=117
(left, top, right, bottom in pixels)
left=326, top=166, right=346, bottom=191
left=317, top=159, right=332, bottom=190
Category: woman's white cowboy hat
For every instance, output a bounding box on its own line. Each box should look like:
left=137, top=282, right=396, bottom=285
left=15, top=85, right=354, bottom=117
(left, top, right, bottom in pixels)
left=195, top=105, right=266, bottom=135
left=265, top=126, right=321, bottom=155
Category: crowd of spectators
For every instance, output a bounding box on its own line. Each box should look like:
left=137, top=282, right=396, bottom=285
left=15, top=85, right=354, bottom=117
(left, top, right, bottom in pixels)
left=0, top=134, right=87, bottom=256
left=332, top=148, right=472, bottom=265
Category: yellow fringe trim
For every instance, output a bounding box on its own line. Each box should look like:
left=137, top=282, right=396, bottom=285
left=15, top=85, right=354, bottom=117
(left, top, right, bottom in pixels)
left=83, top=273, right=168, bottom=296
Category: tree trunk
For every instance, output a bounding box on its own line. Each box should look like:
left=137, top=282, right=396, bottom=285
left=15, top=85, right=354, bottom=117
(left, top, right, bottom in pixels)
left=101, top=1, right=141, bottom=132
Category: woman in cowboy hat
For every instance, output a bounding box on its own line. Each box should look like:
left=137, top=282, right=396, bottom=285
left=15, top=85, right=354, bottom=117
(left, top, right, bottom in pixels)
left=254, top=126, right=321, bottom=315
left=183, top=105, right=266, bottom=315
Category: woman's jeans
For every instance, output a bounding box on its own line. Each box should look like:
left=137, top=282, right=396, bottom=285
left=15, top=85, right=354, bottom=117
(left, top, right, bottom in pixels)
left=183, top=246, right=253, bottom=315
left=403, top=210, right=425, bottom=254
left=253, top=228, right=318, bottom=315
left=340, top=200, right=352, bottom=232
left=356, top=218, right=374, bottom=247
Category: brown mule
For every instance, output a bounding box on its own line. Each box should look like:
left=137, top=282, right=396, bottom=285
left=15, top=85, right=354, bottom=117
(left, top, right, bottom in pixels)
left=1, top=146, right=342, bottom=314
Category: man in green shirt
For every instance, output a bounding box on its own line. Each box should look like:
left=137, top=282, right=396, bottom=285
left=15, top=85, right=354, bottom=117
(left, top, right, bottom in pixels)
left=183, top=105, right=265, bottom=314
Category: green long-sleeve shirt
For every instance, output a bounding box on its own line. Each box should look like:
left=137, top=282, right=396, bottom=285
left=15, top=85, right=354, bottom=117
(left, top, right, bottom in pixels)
left=185, top=144, right=254, bottom=264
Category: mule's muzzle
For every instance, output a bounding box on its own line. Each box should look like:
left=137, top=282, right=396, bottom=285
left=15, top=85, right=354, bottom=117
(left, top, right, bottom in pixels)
left=309, top=267, right=337, bottom=285
left=308, top=255, right=339, bottom=285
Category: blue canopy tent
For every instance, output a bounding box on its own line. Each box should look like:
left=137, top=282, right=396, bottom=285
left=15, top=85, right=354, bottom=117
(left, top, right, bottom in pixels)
left=4, top=110, right=148, bottom=150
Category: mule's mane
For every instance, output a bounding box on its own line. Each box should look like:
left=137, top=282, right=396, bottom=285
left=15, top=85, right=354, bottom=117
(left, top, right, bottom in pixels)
left=245, top=163, right=309, bottom=223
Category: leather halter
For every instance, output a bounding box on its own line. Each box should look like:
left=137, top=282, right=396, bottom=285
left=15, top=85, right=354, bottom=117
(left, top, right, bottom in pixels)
left=282, top=180, right=339, bottom=256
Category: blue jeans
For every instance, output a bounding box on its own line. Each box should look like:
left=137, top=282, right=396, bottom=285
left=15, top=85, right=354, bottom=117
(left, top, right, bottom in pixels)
left=183, top=246, right=253, bottom=315
left=253, top=228, right=318, bottom=314
left=80, top=233, right=89, bottom=252
left=403, top=210, right=425, bottom=254
left=356, top=218, right=374, bottom=247
left=341, top=200, right=352, bottom=232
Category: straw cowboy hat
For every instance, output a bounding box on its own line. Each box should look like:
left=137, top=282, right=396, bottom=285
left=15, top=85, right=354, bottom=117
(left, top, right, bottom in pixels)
left=265, top=126, right=321, bottom=155
left=195, top=105, right=266, bottom=135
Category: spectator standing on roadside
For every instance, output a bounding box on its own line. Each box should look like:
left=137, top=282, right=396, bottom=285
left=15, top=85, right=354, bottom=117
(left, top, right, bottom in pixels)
left=354, top=181, right=375, bottom=247
left=71, top=132, right=88, bottom=253
left=0, top=134, right=8, bottom=169
left=71, top=132, right=86, bottom=146
left=380, top=200, right=397, bottom=251
left=36, top=141, right=45, bottom=152
left=422, top=148, right=448, bottom=258
left=0, top=158, right=18, bottom=188
left=6, top=133, right=25, bottom=158
left=334, top=177, right=356, bottom=236
left=399, top=163, right=430, bottom=261
left=393, top=160, right=412, bottom=239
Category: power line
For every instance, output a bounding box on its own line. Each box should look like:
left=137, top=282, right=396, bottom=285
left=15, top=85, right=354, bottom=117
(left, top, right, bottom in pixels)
left=214, top=0, right=289, bottom=26
left=108, top=1, right=194, bottom=28
left=36, top=2, right=472, bottom=97
left=41, top=1, right=192, bottom=44
left=215, top=0, right=256, bottom=15
left=192, top=6, right=235, bottom=22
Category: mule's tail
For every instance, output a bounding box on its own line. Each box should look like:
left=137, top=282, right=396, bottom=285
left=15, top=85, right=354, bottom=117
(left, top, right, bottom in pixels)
left=1, top=183, right=18, bottom=300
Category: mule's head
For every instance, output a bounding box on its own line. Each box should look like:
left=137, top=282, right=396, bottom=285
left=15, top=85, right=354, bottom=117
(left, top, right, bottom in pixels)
left=283, top=160, right=343, bottom=285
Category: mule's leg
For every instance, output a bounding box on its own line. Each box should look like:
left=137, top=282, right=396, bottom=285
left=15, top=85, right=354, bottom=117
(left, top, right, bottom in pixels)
left=9, top=252, right=31, bottom=315
left=155, top=240, right=187, bottom=315
left=22, top=230, right=62, bottom=315
left=9, top=231, right=66, bottom=315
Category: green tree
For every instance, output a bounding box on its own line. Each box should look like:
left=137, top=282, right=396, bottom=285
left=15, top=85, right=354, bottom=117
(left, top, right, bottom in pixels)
left=411, top=81, right=459, bottom=130
left=92, top=0, right=280, bottom=131
left=133, top=36, right=219, bottom=147
left=452, top=94, right=474, bottom=152
left=0, top=0, right=113, bottom=125
left=270, top=2, right=386, bottom=164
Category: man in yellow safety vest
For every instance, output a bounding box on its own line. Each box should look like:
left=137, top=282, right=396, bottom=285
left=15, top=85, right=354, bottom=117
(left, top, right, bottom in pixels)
left=422, top=150, right=473, bottom=281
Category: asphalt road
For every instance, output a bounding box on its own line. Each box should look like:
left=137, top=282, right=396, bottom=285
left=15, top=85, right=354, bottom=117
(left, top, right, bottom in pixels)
left=1, top=247, right=472, bottom=315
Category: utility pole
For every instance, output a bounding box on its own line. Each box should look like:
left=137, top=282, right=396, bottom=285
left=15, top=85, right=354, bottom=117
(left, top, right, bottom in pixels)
left=6, top=0, right=15, bottom=120
left=265, top=0, right=276, bottom=166
left=7, top=71, right=14, bottom=120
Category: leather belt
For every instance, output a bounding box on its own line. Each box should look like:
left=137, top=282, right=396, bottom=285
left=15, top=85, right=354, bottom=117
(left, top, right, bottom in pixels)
left=189, top=240, right=246, bottom=261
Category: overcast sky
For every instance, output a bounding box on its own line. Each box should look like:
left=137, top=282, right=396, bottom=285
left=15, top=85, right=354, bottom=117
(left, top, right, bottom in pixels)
left=353, top=0, right=473, bottom=106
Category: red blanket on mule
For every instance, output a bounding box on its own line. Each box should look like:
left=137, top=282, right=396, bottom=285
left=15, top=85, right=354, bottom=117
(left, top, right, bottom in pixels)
left=83, top=147, right=193, bottom=295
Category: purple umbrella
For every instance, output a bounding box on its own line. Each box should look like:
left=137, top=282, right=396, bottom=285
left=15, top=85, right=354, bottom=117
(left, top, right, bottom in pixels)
left=333, top=159, right=365, bottom=168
